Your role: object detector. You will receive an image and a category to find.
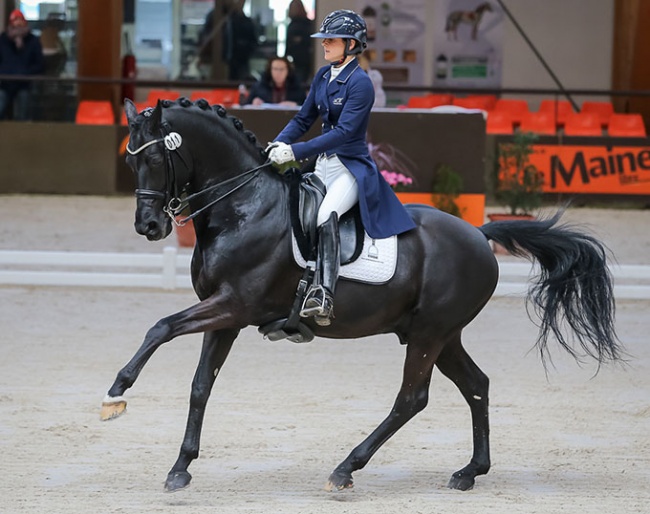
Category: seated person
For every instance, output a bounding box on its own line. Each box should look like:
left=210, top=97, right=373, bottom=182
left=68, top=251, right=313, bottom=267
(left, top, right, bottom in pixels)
left=243, top=56, right=306, bottom=107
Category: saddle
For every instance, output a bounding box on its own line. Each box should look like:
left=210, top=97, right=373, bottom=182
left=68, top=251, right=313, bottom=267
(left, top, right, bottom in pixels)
left=258, top=167, right=365, bottom=344
left=287, top=168, right=364, bottom=264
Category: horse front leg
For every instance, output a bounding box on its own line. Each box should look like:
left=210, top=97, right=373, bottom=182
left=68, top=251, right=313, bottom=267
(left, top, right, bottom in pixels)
left=100, top=295, right=237, bottom=420
left=165, top=328, right=239, bottom=492
left=326, top=340, right=439, bottom=492
left=435, top=337, right=490, bottom=490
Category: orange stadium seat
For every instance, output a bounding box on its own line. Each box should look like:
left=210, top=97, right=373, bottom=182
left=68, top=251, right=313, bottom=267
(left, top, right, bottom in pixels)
left=519, top=111, right=557, bottom=135
left=581, top=101, right=614, bottom=128
left=607, top=113, right=647, bottom=137
left=538, top=99, right=574, bottom=128
left=563, top=112, right=603, bottom=136
left=486, top=110, right=514, bottom=134
left=146, top=89, right=181, bottom=104
left=492, top=98, right=530, bottom=125
left=215, top=88, right=239, bottom=106
left=75, top=100, right=115, bottom=125
left=405, top=93, right=454, bottom=108
left=190, top=90, right=223, bottom=105
left=466, top=94, right=497, bottom=110
left=452, top=95, right=493, bottom=111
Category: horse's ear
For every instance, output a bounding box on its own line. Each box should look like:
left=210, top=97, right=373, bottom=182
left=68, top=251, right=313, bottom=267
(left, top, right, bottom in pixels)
left=149, top=100, right=163, bottom=129
left=124, top=99, right=138, bottom=124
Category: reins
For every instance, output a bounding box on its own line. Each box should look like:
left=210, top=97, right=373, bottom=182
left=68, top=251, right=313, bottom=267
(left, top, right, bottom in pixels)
left=127, top=119, right=272, bottom=227
left=169, top=161, right=271, bottom=226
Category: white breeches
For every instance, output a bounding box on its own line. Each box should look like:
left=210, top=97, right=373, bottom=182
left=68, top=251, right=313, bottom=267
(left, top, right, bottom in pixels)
left=314, top=154, right=359, bottom=226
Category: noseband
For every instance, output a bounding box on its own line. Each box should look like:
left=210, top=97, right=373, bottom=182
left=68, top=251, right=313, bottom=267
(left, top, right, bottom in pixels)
left=127, top=121, right=271, bottom=226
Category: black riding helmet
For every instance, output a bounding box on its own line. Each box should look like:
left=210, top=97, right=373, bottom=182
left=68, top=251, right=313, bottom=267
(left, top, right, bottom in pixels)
left=311, top=10, right=368, bottom=62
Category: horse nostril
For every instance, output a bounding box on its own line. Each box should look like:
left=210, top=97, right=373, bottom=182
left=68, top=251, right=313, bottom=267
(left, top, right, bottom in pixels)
left=147, top=221, right=159, bottom=233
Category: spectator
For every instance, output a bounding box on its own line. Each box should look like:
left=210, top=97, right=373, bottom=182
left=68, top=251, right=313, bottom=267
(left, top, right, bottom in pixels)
left=198, top=0, right=257, bottom=81
left=243, top=56, right=305, bottom=107
left=39, top=13, right=67, bottom=76
left=285, top=0, right=313, bottom=84
left=0, top=9, right=44, bottom=120
left=358, top=51, right=386, bottom=108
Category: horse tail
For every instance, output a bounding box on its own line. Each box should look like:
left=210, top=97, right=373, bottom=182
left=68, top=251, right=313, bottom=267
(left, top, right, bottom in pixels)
left=479, top=211, right=623, bottom=368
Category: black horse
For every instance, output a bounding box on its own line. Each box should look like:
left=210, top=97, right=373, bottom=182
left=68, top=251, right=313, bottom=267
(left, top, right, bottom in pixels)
left=102, top=97, right=621, bottom=493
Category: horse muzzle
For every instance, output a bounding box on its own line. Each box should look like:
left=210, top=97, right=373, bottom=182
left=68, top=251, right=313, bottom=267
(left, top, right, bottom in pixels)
left=134, top=204, right=172, bottom=241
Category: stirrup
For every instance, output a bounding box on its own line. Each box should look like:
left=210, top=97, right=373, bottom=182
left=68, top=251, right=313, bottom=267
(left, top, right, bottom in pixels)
left=300, top=285, right=334, bottom=325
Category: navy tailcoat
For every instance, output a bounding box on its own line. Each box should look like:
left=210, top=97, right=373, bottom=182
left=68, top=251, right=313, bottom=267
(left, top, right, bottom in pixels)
left=274, top=60, right=416, bottom=239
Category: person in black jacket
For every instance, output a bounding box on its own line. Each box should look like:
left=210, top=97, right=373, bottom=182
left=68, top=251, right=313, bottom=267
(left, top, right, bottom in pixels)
left=285, top=0, right=313, bottom=84
left=198, top=0, right=257, bottom=81
left=243, top=56, right=305, bottom=107
left=0, top=9, right=44, bottom=120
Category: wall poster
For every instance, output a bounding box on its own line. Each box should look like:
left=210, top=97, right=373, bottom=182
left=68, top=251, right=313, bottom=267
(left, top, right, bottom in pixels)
left=432, top=0, right=505, bottom=89
left=356, top=0, right=427, bottom=85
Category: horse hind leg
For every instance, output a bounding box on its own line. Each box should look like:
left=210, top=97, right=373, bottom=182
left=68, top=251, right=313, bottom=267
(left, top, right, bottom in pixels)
left=326, top=340, right=440, bottom=492
left=165, top=329, right=238, bottom=492
left=435, top=336, right=490, bottom=490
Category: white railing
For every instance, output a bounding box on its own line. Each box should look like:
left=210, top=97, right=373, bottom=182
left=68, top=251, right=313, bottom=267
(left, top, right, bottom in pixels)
left=0, top=247, right=192, bottom=290
left=0, top=248, right=648, bottom=299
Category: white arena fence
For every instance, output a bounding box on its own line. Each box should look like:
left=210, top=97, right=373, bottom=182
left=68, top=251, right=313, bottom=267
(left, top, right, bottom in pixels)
left=0, top=248, right=649, bottom=300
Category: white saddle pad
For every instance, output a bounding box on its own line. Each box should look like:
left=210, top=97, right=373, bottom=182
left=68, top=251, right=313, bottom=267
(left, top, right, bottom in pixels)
left=291, top=232, right=398, bottom=284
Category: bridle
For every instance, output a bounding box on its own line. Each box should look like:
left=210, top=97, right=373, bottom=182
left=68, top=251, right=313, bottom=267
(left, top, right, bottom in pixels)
left=126, top=122, right=271, bottom=226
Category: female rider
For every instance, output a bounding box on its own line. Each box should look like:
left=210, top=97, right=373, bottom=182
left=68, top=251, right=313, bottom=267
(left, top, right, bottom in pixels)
left=267, top=9, right=416, bottom=326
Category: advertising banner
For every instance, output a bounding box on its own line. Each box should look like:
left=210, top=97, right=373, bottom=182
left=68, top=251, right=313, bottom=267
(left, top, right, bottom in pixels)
left=356, top=0, right=427, bottom=85
left=432, top=0, right=505, bottom=88
left=532, top=145, right=650, bottom=194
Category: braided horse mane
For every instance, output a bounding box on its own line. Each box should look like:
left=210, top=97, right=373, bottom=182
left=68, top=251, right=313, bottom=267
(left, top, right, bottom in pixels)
left=133, top=96, right=268, bottom=163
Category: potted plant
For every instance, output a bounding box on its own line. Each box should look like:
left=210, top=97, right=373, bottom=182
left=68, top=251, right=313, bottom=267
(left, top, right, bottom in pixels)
left=380, top=169, right=413, bottom=191
left=488, top=131, right=544, bottom=253
left=490, top=131, right=544, bottom=219
left=431, top=163, right=464, bottom=218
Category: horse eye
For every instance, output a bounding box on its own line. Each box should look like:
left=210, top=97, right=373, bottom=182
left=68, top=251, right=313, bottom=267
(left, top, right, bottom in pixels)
left=149, top=154, right=164, bottom=167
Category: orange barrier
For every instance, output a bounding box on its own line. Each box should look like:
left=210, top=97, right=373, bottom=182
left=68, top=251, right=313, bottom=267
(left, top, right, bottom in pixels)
left=531, top=144, right=650, bottom=194
left=75, top=100, right=115, bottom=125
left=396, top=193, right=485, bottom=227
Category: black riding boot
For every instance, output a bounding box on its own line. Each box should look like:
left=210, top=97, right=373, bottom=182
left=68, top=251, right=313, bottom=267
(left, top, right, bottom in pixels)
left=300, top=212, right=340, bottom=326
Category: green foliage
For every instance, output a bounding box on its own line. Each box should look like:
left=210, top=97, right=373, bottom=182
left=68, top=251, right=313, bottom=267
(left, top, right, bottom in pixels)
left=494, top=131, right=544, bottom=216
left=432, top=164, right=464, bottom=218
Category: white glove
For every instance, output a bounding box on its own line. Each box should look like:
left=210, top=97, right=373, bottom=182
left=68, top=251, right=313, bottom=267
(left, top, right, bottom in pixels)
left=268, top=142, right=295, bottom=164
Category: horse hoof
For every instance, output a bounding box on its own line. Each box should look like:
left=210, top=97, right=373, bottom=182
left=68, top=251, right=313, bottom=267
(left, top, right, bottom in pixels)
left=165, top=471, right=192, bottom=492
left=325, top=470, right=354, bottom=492
left=100, top=397, right=127, bottom=421
left=448, top=473, right=475, bottom=491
